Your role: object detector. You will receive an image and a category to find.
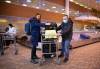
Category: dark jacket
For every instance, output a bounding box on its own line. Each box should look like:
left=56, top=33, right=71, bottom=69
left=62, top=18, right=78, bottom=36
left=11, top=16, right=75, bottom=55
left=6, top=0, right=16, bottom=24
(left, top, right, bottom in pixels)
left=57, top=20, right=73, bottom=40
left=30, top=17, right=45, bottom=46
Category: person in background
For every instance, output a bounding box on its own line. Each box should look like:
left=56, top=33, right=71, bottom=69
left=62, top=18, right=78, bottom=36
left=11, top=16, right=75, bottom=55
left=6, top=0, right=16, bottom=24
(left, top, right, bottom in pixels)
left=5, top=27, right=9, bottom=32
left=57, top=15, right=73, bottom=63
left=29, top=13, right=45, bottom=64
left=5, top=24, right=17, bottom=47
left=6, top=24, right=17, bottom=38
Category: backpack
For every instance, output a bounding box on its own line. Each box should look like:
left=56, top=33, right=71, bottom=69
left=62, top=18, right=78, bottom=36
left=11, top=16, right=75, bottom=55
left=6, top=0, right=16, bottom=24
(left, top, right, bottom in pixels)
left=25, top=23, right=31, bottom=35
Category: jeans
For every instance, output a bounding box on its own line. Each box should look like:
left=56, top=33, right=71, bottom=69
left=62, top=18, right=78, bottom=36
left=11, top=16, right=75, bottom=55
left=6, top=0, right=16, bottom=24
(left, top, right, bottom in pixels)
left=61, top=39, right=70, bottom=58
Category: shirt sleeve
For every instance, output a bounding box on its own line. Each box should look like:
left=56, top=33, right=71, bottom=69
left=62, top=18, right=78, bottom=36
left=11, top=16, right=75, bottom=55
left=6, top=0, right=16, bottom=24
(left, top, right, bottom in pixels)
left=56, top=23, right=62, bottom=31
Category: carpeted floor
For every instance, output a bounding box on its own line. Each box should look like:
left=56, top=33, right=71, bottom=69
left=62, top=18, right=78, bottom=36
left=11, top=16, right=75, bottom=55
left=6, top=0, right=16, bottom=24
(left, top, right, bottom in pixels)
left=0, top=42, right=100, bottom=69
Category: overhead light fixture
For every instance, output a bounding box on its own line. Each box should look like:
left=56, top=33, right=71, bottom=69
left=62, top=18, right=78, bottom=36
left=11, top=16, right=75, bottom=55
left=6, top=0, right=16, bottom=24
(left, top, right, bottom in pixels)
left=75, top=2, right=79, bottom=4
left=26, top=0, right=32, bottom=2
left=70, top=0, right=74, bottom=2
left=5, top=0, right=11, bottom=3
left=52, top=6, right=56, bottom=9
left=79, top=4, right=84, bottom=7
left=88, top=8, right=91, bottom=10
left=84, top=6, right=88, bottom=8
left=42, top=3, right=46, bottom=6
left=62, top=13, right=65, bottom=14
left=22, top=4, right=27, bottom=6
left=35, top=7, right=40, bottom=9
left=62, top=9, right=65, bottom=11
left=55, top=11, right=58, bottom=13
left=46, top=9, right=50, bottom=11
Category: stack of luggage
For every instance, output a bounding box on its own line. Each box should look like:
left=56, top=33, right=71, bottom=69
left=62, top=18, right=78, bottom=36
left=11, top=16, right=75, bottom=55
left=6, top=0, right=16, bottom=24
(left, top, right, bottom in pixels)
left=42, top=23, right=57, bottom=58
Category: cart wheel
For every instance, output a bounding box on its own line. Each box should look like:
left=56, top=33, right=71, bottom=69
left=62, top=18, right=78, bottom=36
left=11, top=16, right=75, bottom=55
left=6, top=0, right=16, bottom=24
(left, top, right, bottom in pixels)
left=1, top=52, right=4, bottom=56
left=56, top=58, right=61, bottom=65
left=15, top=50, right=18, bottom=55
left=39, top=59, right=44, bottom=66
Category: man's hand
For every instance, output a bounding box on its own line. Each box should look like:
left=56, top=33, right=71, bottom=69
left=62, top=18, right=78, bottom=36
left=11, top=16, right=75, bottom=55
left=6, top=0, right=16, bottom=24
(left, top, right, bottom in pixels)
left=57, top=31, right=62, bottom=36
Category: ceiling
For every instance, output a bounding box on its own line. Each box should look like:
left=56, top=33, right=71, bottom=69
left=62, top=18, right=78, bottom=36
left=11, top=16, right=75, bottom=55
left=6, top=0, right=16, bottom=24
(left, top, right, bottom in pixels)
left=46, top=0, right=100, bottom=11
left=0, top=0, right=100, bottom=17
left=45, top=0, right=100, bottom=17
left=75, top=0, right=100, bottom=11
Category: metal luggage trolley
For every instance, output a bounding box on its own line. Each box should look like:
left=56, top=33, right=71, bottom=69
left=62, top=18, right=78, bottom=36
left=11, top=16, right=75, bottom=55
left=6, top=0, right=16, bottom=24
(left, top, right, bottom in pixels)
left=39, top=29, right=61, bottom=65
left=2, top=33, right=18, bottom=55
left=0, top=33, right=5, bottom=56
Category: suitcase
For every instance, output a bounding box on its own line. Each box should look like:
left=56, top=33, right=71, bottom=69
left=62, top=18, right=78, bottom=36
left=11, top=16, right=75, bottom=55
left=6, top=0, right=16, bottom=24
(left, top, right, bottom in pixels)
left=42, top=43, right=56, bottom=58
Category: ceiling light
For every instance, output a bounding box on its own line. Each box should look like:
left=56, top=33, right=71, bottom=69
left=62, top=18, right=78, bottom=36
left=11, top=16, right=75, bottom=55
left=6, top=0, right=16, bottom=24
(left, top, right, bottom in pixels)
left=79, top=4, right=84, bottom=7
left=46, top=9, right=50, bottom=11
left=75, top=2, right=79, bottom=4
left=62, top=13, right=65, bottom=14
left=5, top=0, right=11, bottom=3
left=62, top=9, right=65, bottom=11
left=84, top=6, right=88, bottom=8
left=42, top=4, right=46, bottom=6
left=52, top=6, right=56, bottom=9
left=22, top=4, right=27, bottom=6
left=26, top=0, right=32, bottom=2
left=88, top=8, right=91, bottom=10
left=55, top=11, right=58, bottom=13
left=35, top=7, right=40, bottom=9
left=70, top=0, right=74, bottom=2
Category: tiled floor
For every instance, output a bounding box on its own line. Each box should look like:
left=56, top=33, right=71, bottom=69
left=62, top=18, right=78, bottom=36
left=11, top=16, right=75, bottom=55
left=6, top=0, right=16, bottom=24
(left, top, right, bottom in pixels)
left=0, top=42, right=100, bottom=69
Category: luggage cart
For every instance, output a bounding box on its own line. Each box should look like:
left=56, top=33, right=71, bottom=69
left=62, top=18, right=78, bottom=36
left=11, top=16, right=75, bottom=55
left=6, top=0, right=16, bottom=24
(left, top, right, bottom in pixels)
left=39, top=29, right=61, bottom=65
left=0, top=33, right=5, bottom=56
left=2, top=33, right=18, bottom=55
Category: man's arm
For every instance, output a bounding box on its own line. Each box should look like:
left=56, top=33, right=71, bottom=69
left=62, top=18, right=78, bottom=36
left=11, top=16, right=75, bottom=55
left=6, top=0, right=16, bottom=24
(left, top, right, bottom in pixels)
left=56, top=24, right=62, bottom=31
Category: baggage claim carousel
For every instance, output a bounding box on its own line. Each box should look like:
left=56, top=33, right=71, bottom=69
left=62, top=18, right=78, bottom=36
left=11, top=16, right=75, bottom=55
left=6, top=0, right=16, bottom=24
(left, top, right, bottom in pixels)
left=17, top=31, right=100, bottom=49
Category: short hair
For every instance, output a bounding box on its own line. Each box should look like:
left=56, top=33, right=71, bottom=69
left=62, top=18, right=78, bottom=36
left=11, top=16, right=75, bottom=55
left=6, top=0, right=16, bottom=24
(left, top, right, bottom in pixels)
left=8, top=24, right=13, bottom=27
left=64, top=15, right=68, bottom=17
left=29, top=17, right=36, bottom=23
left=35, top=13, right=41, bottom=16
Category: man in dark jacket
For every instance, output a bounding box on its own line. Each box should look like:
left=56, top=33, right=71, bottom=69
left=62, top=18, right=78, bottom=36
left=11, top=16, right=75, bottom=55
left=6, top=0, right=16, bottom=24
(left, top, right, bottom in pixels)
left=57, top=15, right=73, bottom=62
left=29, top=14, right=45, bottom=64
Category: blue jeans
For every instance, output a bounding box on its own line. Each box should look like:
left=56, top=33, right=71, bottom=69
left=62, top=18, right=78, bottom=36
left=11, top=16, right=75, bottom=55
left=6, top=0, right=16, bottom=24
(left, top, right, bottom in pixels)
left=61, top=39, right=70, bottom=58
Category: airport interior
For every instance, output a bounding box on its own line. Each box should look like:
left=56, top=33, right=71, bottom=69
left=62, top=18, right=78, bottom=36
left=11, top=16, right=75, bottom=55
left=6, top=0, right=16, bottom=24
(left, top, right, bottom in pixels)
left=0, top=0, right=100, bottom=69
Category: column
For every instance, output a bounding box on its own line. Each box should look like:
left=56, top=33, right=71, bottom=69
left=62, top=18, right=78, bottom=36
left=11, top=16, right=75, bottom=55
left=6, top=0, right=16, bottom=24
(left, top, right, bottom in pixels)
left=65, top=0, right=70, bottom=16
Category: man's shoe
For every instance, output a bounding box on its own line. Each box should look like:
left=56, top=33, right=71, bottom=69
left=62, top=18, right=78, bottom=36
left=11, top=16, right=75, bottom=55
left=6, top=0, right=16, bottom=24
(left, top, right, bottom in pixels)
left=30, top=59, right=38, bottom=64
left=58, top=54, right=64, bottom=58
left=32, top=56, right=40, bottom=59
left=63, top=58, right=69, bottom=63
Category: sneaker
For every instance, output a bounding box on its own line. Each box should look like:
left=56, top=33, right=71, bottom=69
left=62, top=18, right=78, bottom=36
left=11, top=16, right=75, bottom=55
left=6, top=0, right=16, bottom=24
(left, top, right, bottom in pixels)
left=30, top=59, right=38, bottom=64
left=63, top=58, right=69, bottom=63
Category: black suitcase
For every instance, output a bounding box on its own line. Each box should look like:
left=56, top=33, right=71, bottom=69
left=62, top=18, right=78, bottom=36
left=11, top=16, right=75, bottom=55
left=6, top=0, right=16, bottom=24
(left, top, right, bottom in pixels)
left=42, top=23, right=57, bottom=58
left=42, top=43, right=56, bottom=58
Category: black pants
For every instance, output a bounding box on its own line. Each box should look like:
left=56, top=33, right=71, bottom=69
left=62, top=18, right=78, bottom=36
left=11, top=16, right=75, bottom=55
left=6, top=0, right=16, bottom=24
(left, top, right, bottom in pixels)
left=31, top=46, right=37, bottom=60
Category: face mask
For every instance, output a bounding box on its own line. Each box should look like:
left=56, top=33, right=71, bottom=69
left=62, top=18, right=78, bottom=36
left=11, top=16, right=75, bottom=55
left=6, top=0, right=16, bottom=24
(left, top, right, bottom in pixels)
left=63, top=20, right=68, bottom=23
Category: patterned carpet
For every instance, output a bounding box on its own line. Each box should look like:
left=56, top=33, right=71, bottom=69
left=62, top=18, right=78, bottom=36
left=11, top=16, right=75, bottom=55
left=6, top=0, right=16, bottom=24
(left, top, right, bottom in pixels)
left=0, top=42, right=100, bottom=69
